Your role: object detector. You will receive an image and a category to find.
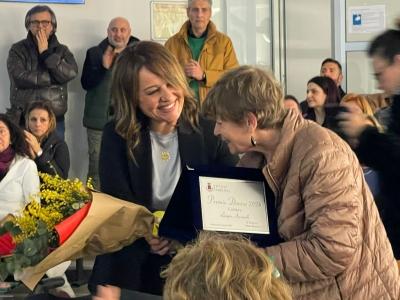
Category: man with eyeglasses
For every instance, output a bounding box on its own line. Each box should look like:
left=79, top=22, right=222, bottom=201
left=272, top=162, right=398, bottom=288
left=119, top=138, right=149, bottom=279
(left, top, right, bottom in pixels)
left=165, top=0, right=238, bottom=104
left=7, top=5, right=78, bottom=140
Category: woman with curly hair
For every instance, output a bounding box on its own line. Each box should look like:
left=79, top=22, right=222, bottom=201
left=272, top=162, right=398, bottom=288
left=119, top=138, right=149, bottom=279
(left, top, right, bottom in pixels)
left=162, top=232, right=292, bottom=300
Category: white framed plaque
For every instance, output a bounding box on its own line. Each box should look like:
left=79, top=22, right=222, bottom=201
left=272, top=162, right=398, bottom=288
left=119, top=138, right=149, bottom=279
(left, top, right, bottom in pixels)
left=199, top=176, right=269, bottom=234
left=159, top=165, right=280, bottom=247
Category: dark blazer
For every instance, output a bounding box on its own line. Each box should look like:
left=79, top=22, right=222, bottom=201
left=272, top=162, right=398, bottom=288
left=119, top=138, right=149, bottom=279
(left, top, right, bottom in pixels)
left=34, top=131, right=70, bottom=179
left=89, top=117, right=238, bottom=294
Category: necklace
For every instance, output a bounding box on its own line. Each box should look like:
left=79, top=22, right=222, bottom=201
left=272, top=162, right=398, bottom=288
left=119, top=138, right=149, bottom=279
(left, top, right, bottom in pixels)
left=160, top=151, right=170, bottom=161
left=150, top=130, right=178, bottom=162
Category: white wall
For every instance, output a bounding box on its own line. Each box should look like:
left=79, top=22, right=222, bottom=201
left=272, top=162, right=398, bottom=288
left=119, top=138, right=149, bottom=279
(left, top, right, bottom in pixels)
left=0, top=0, right=334, bottom=179
left=285, top=0, right=332, bottom=101
left=0, top=0, right=152, bottom=180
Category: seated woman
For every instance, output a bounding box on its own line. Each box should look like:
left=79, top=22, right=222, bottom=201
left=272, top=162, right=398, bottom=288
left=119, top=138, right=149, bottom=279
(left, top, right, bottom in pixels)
left=24, top=100, right=70, bottom=179
left=340, top=93, right=382, bottom=197
left=202, top=66, right=400, bottom=299
left=0, top=114, right=39, bottom=220
left=88, top=41, right=238, bottom=295
left=304, top=76, right=340, bottom=129
left=0, top=114, right=74, bottom=297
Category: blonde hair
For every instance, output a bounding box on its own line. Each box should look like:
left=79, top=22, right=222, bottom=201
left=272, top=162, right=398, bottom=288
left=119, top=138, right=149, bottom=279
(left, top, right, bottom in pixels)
left=341, top=93, right=374, bottom=116
left=162, top=232, right=292, bottom=300
left=202, top=66, right=286, bottom=129
left=111, top=41, right=199, bottom=161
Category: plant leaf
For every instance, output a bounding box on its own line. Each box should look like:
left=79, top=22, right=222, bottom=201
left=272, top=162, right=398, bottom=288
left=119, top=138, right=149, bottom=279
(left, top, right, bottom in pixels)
left=22, top=239, right=38, bottom=257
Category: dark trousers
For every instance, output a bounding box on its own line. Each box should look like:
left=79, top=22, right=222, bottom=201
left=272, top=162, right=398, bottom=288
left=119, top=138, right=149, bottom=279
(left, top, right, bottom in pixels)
left=88, top=238, right=172, bottom=296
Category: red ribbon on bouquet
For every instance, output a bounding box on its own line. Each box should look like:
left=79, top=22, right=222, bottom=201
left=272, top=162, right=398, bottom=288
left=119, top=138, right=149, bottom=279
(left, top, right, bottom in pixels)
left=0, top=233, right=15, bottom=256
left=54, top=202, right=92, bottom=245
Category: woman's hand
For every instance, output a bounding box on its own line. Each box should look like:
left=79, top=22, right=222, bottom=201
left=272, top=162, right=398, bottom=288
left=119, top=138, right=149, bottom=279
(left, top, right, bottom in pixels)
left=148, top=237, right=171, bottom=256
left=24, top=130, right=41, bottom=158
left=92, top=285, right=121, bottom=300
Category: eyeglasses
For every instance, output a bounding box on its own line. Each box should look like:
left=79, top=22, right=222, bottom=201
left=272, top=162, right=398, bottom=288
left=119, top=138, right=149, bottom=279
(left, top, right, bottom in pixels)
left=30, top=20, right=51, bottom=27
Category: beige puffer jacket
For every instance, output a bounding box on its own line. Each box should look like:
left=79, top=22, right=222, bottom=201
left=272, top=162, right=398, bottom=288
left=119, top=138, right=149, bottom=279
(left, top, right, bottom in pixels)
left=261, top=111, right=400, bottom=299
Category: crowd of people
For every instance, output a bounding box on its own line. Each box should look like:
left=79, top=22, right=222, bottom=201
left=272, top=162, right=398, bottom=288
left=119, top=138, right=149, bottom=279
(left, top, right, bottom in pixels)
left=1, top=0, right=400, bottom=299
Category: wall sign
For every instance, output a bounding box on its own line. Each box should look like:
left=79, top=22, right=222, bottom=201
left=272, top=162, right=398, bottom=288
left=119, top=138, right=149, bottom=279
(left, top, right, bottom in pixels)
left=151, top=1, right=187, bottom=41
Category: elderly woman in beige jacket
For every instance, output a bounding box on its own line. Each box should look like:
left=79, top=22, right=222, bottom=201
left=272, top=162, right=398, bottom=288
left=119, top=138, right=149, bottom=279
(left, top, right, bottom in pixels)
left=202, top=66, right=400, bottom=300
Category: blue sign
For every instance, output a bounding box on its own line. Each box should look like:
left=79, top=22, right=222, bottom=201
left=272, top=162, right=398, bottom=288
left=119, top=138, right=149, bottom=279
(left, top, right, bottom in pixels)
left=0, top=0, right=84, bottom=3
left=352, top=14, right=362, bottom=26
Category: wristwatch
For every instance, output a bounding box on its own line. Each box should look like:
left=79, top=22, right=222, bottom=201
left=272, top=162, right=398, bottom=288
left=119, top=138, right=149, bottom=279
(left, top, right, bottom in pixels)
left=36, top=149, right=43, bottom=157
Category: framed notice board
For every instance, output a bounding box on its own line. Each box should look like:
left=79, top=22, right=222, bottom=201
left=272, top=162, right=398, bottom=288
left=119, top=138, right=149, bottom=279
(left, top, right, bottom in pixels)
left=346, top=0, right=400, bottom=42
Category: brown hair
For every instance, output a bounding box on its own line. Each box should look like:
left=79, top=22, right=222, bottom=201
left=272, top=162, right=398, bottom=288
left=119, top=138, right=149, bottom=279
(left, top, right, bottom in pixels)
left=111, top=41, right=199, bottom=161
left=202, top=66, right=286, bottom=129
left=25, top=100, right=56, bottom=142
left=162, top=232, right=292, bottom=300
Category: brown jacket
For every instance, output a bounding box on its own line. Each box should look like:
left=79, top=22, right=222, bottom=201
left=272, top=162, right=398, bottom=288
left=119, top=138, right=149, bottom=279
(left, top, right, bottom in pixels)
left=165, top=21, right=238, bottom=103
left=244, top=111, right=400, bottom=299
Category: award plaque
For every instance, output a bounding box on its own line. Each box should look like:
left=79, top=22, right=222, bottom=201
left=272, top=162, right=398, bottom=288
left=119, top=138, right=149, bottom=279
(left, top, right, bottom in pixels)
left=158, top=165, right=281, bottom=247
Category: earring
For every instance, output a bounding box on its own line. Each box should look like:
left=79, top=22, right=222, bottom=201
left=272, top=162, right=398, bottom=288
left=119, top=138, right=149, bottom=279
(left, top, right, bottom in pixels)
left=250, top=136, right=257, bottom=147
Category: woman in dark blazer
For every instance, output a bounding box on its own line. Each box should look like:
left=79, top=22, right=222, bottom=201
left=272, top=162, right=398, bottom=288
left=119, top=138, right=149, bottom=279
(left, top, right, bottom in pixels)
left=89, top=41, right=238, bottom=295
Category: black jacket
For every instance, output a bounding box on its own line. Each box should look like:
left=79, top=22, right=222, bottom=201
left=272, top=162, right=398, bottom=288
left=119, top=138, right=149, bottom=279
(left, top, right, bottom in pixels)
left=81, top=36, right=139, bottom=90
left=356, top=94, right=400, bottom=258
left=89, top=117, right=238, bottom=294
left=7, top=33, right=78, bottom=118
left=35, top=131, right=70, bottom=179
left=80, top=36, right=139, bottom=129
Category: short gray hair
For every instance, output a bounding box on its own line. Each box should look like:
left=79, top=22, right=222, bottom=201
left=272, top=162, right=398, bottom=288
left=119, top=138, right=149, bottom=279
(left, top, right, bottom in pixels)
left=188, top=0, right=212, bottom=8
left=25, top=5, right=57, bottom=32
left=202, top=66, right=286, bottom=129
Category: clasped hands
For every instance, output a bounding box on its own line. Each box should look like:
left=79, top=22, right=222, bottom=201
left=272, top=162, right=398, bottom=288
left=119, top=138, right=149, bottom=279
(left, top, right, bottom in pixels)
left=184, top=59, right=204, bottom=81
left=102, top=45, right=127, bottom=69
left=24, top=130, right=41, bottom=159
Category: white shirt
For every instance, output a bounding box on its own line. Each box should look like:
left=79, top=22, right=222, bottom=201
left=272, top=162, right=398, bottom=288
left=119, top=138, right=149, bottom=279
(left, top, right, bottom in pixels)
left=150, top=130, right=181, bottom=211
left=0, top=155, right=40, bottom=220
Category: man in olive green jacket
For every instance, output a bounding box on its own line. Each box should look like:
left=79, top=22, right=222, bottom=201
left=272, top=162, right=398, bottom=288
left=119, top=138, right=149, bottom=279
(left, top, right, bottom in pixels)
left=165, top=0, right=238, bottom=103
left=81, top=17, right=139, bottom=189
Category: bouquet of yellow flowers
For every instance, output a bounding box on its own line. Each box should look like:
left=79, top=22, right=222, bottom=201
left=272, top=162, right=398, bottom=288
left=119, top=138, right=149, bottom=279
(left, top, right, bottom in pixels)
left=0, top=173, right=155, bottom=290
